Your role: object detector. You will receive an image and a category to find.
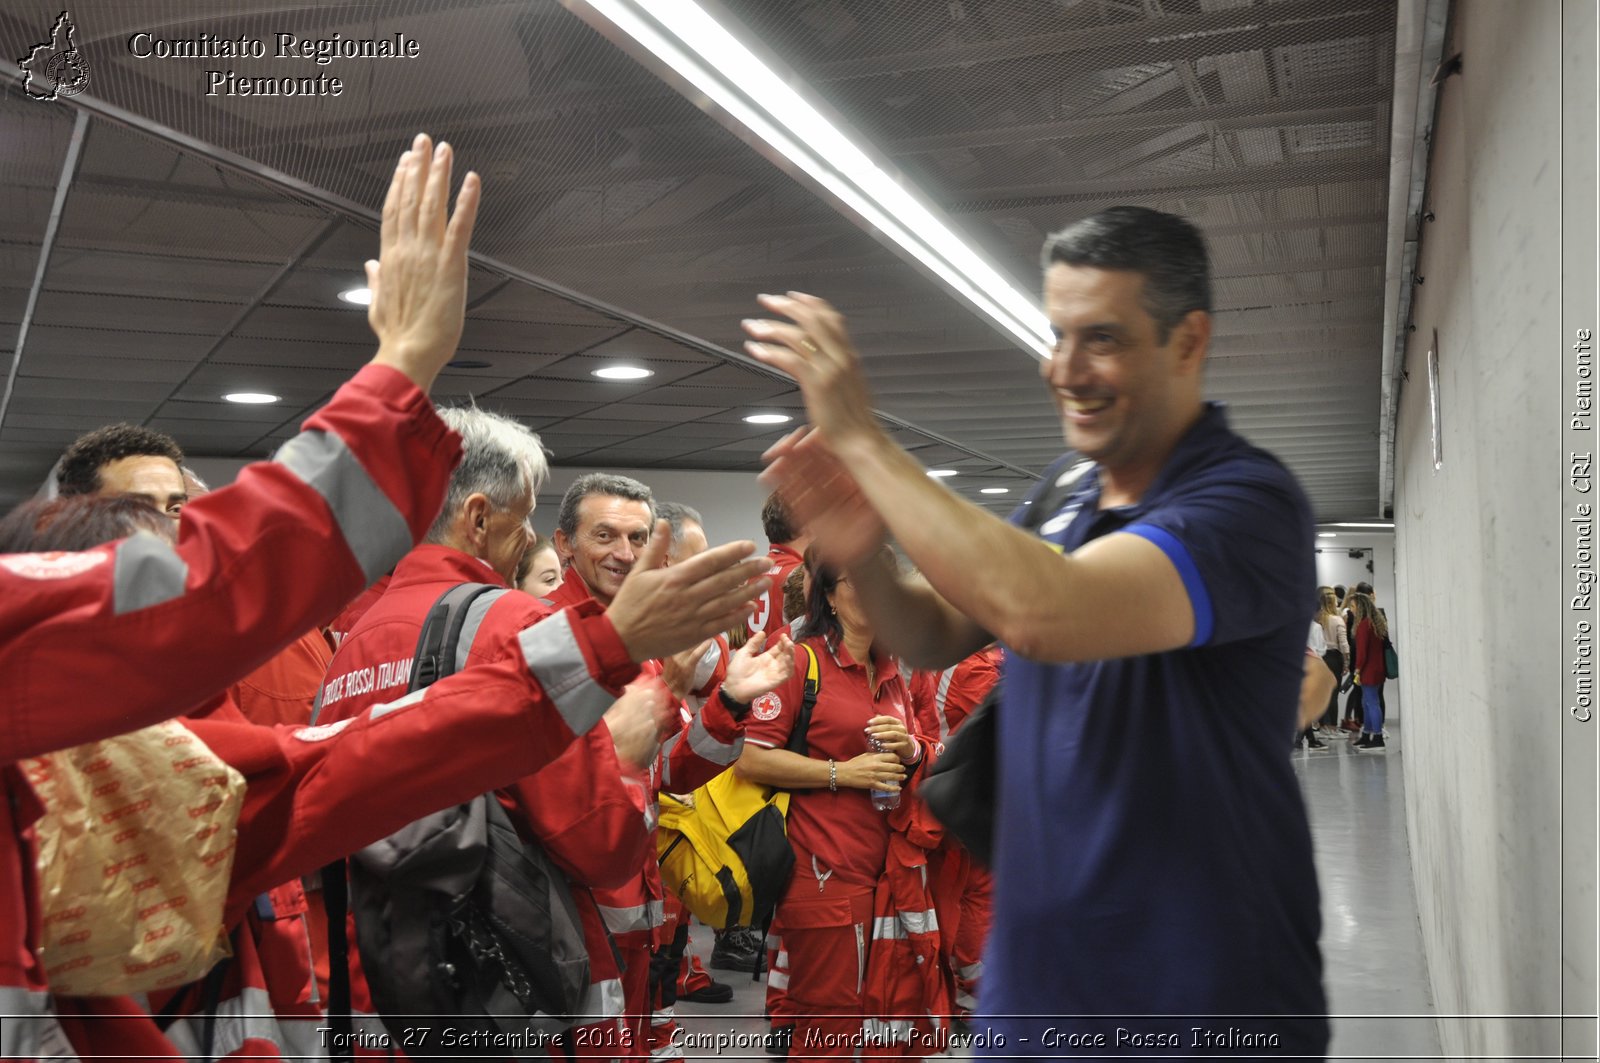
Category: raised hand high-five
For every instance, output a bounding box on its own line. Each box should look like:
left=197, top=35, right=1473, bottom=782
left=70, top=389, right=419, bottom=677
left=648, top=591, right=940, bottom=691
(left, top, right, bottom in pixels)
left=368, top=132, right=482, bottom=393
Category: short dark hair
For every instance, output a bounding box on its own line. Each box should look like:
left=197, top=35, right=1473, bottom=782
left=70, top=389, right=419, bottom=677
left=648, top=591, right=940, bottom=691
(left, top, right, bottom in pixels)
left=761, top=492, right=797, bottom=545
left=1041, top=206, right=1212, bottom=342
left=1333, top=584, right=1347, bottom=602
left=556, top=473, right=655, bottom=542
left=0, top=494, right=173, bottom=553
left=1355, top=582, right=1374, bottom=596
left=56, top=424, right=185, bottom=497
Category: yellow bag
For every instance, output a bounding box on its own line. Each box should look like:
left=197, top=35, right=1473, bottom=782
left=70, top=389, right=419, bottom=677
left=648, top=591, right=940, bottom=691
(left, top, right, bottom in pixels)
left=657, top=645, right=818, bottom=930
left=21, top=720, right=245, bottom=995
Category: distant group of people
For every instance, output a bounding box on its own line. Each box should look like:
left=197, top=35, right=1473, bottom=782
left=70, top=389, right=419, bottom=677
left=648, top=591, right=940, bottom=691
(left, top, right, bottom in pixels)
left=0, top=131, right=1357, bottom=1062
left=1300, top=582, right=1392, bottom=752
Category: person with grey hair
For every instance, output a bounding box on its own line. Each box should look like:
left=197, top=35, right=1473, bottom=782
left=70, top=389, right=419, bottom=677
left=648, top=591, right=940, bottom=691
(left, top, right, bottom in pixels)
left=654, top=500, right=708, bottom=564
left=421, top=405, right=550, bottom=579
left=746, top=205, right=1325, bottom=1056
left=321, top=432, right=778, bottom=1054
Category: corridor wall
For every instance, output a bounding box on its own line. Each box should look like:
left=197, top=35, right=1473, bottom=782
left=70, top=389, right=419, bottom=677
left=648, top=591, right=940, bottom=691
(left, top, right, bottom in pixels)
left=1390, top=0, right=1593, bottom=1057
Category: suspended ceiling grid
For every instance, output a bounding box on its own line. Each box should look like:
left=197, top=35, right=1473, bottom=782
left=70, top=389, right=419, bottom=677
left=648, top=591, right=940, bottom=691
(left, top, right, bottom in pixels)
left=0, top=0, right=1398, bottom=519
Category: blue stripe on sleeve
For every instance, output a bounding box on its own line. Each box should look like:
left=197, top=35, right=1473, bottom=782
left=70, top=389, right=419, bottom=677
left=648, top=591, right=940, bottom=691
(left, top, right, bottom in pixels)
left=1122, top=522, right=1213, bottom=647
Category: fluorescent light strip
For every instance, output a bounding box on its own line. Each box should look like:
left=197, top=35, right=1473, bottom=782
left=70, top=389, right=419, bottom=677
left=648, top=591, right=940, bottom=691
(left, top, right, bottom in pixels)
left=1326, top=522, right=1395, bottom=529
left=581, top=0, right=1054, bottom=359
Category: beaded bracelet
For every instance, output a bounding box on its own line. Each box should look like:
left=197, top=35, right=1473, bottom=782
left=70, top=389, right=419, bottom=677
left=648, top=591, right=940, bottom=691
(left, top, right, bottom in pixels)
left=828, top=759, right=837, bottom=792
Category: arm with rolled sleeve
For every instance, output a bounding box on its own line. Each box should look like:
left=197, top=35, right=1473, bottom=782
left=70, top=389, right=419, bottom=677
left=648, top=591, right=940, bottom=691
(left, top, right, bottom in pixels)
left=0, top=365, right=462, bottom=762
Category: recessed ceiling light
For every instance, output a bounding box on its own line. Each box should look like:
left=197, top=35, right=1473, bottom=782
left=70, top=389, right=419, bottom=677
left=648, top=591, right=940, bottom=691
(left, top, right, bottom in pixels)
left=224, top=392, right=279, bottom=405
left=592, top=365, right=654, bottom=381
left=338, top=286, right=372, bottom=306
left=927, top=469, right=958, bottom=478
left=743, top=413, right=793, bottom=425
left=447, top=359, right=493, bottom=370
left=1318, top=532, right=1338, bottom=538
left=980, top=487, right=1009, bottom=495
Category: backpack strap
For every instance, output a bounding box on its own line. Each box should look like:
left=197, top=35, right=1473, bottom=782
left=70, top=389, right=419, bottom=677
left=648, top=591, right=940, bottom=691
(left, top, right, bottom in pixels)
left=411, top=583, right=504, bottom=689
left=783, top=643, right=821, bottom=756
left=324, top=580, right=503, bottom=1058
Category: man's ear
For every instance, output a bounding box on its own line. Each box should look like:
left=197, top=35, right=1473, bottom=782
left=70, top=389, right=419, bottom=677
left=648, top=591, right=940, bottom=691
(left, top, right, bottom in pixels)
left=1172, top=308, right=1211, bottom=377
left=552, top=526, right=573, bottom=563
left=461, top=493, right=492, bottom=550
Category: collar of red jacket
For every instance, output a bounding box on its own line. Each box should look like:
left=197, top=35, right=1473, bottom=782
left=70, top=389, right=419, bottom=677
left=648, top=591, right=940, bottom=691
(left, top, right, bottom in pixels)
left=387, top=543, right=507, bottom=590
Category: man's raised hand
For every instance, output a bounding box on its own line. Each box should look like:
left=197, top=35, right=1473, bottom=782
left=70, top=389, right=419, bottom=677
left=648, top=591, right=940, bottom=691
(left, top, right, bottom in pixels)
left=368, top=133, right=481, bottom=393
left=607, top=520, right=772, bottom=663
left=760, top=428, right=888, bottom=569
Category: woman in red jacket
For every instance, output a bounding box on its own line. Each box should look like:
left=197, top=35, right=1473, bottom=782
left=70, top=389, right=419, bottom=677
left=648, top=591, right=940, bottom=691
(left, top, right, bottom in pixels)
left=735, top=549, right=931, bottom=1061
left=1351, top=592, right=1390, bottom=752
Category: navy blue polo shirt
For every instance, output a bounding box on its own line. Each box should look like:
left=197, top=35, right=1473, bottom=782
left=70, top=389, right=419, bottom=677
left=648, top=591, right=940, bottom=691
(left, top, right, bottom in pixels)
left=980, top=403, right=1327, bottom=1058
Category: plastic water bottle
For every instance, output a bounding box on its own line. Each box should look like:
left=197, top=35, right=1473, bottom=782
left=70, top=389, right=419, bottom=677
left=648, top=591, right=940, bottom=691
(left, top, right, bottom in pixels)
left=867, top=735, right=900, bottom=811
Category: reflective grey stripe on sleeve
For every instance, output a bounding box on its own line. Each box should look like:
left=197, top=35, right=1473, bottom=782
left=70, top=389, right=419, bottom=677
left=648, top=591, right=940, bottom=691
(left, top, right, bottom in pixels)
left=369, top=686, right=427, bottom=721
left=517, top=610, right=615, bottom=737
left=456, top=589, right=511, bottom=671
left=274, top=428, right=412, bottom=585
left=685, top=712, right=742, bottom=766
left=112, top=531, right=189, bottom=615
left=934, top=666, right=957, bottom=741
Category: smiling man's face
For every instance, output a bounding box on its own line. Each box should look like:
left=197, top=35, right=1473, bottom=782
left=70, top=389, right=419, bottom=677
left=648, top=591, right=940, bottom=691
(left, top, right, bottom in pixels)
left=559, top=493, right=653, bottom=606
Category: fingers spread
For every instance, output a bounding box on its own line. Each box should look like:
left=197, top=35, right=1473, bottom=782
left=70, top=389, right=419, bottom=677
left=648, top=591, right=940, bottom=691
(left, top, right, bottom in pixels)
left=669, top=539, right=757, bottom=585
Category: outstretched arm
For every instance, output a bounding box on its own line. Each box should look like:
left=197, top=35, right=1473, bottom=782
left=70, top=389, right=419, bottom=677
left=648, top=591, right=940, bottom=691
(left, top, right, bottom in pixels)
left=746, top=294, right=1194, bottom=666
left=1, top=133, right=485, bottom=759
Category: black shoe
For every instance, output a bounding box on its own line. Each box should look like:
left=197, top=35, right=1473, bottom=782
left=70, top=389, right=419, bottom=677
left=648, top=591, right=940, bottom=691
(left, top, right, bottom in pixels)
left=1354, top=734, right=1374, bottom=749
left=764, top=1025, right=792, bottom=1058
left=1306, top=735, right=1327, bottom=749
left=1365, top=735, right=1387, bottom=753
left=680, top=978, right=734, bottom=1004
left=710, top=926, right=763, bottom=973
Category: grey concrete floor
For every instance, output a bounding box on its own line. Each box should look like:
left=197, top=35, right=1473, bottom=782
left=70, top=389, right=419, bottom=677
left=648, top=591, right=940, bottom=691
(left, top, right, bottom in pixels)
left=676, top=725, right=1440, bottom=1060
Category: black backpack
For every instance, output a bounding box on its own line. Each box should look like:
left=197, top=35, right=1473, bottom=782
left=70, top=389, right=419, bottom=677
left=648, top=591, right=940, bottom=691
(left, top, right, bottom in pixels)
left=323, top=583, right=590, bottom=1054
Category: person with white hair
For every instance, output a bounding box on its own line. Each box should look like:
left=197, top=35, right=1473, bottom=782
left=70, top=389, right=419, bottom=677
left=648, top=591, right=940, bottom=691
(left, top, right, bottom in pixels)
left=319, top=417, right=781, bottom=1060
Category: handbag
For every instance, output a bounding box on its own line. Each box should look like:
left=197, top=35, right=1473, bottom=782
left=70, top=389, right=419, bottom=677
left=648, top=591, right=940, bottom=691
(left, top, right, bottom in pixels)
left=917, top=689, right=997, bottom=865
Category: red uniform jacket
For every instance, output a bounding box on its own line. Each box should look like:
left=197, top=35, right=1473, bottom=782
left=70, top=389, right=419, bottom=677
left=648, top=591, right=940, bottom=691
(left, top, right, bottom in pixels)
left=544, top=570, right=744, bottom=947
left=913, top=646, right=1002, bottom=748
left=747, top=542, right=804, bottom=638
left=149, top=639, right=634, bottom=1060
left=1, top=364, right=462, bottom=1061
left=320, top=545, right=653, bottom=1022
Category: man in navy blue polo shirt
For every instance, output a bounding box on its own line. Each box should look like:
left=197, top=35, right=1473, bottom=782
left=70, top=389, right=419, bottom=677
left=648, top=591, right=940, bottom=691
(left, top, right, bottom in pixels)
left=741, top=206, right=1325, bottom=1058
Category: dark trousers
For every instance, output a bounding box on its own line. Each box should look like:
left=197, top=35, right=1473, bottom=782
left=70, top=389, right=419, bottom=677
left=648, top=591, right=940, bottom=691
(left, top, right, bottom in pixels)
left=1320, top=650, right=1344, bottom=727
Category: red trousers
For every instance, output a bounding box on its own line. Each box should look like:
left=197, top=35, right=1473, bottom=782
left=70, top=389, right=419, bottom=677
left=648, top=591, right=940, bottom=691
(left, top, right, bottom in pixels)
left=778, top=885, right=916, bottom=1062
